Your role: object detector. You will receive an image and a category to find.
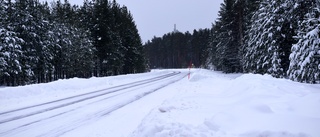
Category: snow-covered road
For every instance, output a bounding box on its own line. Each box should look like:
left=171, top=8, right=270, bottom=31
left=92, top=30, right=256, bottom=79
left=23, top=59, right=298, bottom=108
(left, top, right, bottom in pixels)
left=1, top=69, right=319, bottom=137
left=0, top=71, right=187, bottom=137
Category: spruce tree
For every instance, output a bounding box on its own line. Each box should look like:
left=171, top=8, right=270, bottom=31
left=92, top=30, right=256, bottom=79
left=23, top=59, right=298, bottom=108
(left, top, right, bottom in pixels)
left=288, top=0, right=320, bottom=83
left=214, top=0, right=242, bottom=72
left=206, top=26, right=219, bottom=70
left=244, top=0, right=296, bottom=78
left=1, top=0, right=146, bottom=86
left=119, top=6, right=145, bottom=73
left=0, top=0, right=24, bottom=86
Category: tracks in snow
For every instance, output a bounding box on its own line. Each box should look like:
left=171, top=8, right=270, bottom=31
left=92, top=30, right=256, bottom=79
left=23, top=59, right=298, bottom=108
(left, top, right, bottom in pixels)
left=0, top=71, right=186, bottom=137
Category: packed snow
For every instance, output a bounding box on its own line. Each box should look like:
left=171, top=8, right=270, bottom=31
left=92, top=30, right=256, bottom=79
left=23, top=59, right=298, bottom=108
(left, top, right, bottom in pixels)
left=1, top=69, right=320, bottom=137
left=0, top=70, right=171, bottom=112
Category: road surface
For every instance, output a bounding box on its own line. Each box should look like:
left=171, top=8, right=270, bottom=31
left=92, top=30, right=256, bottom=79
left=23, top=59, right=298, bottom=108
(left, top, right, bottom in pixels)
left=0, top=71, right=187, bottom=137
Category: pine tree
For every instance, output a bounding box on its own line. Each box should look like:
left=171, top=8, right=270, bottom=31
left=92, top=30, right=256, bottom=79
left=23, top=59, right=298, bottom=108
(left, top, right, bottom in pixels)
left=207, top=0, right=246, bottom=73
left=206, top=26, right=219, bottom=70
left=31, top=0, right=54, bottom=83
left=119, top=6, right=146, bottom=73
left=240, top=0, right=261, bottom=69
left=244, top=0, right=296, bottom=78
left=288, top=0, right=320, bottom=83
left=213, top=0, right=242, bottom=72
left=108, top=0, right=124, bottom=75
left=50, top=0, right=95, bottom=79
left=190, top=29, right=210, bottom=67
left=92, top=0, right=113, bottom=76
left=38, top=2, right=55, bottom=82
left=0, top=0, right=24, bottom=86
left=1, top=0, right=145, bottom=86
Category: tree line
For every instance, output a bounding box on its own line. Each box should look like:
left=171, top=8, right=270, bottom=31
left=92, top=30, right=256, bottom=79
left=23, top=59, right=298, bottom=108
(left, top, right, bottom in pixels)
left=144, top=29, right=210, bottom=69
left=144, top=0, right=319, bottom=84
left=206, top=0, right=319, bottom=83
left=0, top=0, right=146, bottom=86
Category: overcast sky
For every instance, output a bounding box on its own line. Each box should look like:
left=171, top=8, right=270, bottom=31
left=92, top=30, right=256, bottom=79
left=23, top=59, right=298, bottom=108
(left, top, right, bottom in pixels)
left=43, top=0, right=223, bottom=43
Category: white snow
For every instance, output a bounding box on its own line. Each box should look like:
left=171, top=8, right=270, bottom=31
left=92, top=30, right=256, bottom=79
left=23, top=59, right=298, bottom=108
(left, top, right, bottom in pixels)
left=0, top=70, right=170, bottom=112
left=1, top=69, right=320, bottom=137
left=130, top=69, right=320, bottom=137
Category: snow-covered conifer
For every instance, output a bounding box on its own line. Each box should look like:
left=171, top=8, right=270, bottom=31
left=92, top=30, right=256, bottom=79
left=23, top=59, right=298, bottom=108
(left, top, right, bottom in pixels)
left=288, top=0, right=320, bottom=83
left=244, top=0, right=296, bottom=78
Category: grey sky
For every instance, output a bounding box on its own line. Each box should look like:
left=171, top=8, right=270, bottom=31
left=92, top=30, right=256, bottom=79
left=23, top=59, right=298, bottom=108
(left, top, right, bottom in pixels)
left=43, top=0, right=223, bottom=43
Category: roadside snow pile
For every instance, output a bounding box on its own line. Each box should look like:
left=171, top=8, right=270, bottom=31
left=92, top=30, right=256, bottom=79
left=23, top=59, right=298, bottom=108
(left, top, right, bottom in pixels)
left=131, top=69, right=320, bottom=137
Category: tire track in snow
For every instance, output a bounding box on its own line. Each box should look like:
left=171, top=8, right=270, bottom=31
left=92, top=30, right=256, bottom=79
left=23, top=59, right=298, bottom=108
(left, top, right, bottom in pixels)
left=0, top=72, right=186, bottom=137
left=0, top=72, right=177, bottom=115
left=41, top=72, right=187, bottom=137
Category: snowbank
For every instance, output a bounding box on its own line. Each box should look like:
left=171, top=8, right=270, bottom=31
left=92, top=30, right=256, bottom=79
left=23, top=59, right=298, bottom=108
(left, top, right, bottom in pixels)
left=131, top=69, right=320, bottom=137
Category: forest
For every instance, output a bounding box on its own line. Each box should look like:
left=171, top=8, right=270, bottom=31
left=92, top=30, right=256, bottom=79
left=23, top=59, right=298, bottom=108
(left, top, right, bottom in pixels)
left=145, top=0, right=320, bottom=84
left=0, top=0, right=146, bottom=86
left=1, top=0, right=319, bottom=86
left=144, top=29, right=210, bottom=69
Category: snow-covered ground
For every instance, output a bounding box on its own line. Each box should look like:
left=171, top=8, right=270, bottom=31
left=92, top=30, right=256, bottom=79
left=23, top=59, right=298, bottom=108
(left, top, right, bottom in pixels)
left=1, top=69, right=319, bottom=137
left=0, top=70, right=171, bottom=112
